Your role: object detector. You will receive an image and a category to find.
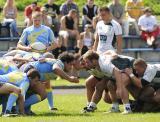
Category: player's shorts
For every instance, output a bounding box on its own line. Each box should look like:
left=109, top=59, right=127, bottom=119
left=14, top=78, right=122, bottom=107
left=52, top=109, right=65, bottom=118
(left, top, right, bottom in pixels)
left=94, top=76, right=115, bottom=82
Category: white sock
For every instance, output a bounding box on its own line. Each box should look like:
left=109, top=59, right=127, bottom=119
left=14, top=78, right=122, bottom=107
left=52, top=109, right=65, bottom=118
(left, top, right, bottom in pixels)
left=87, top=102, right=90, bottom=107
left=89, top=102, right=96, bottom=108
left=112, top=102, right=119, bottom=109
left=124, top=103, right=131, bottom=111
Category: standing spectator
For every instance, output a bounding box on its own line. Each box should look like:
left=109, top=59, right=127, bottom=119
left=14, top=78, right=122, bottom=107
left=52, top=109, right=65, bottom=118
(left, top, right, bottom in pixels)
left=17, top=12, right=57, bottom=53
left=3, top=0, right=19, bottom=37
left=24, top=1, right=41, bottom=27
left=124, top=0, right=144, bottom=35
left=82, top=0, right=98, bottom=31
left=138, top=7, right=159, bottom=48
left=44, top=0, right=60, bottom=37
left=41, top=7, right=52, bottom=27
left=59, top=9, right=79, bottom=50
left=109, top=0, right=124, bottom=25
left=93, top=7, right=122, bottom=54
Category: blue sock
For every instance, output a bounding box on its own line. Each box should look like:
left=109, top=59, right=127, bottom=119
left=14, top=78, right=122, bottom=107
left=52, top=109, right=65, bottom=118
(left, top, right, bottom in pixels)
left=25, top=94, right=41, bottom=108
left=46, top=88, right=54, bottom=109
left=6, top=93, right=18, bottom=112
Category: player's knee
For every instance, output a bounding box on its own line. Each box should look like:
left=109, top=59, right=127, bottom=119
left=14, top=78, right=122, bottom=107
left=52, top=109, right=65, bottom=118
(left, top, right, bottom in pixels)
left=85, top=79, right=92, bottom=88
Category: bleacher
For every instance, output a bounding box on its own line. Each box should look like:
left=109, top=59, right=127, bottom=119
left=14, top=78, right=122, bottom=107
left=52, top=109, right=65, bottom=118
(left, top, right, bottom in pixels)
left=122, top=35, right=160, bottom=62
left=0, top=26, right=160, bottom=63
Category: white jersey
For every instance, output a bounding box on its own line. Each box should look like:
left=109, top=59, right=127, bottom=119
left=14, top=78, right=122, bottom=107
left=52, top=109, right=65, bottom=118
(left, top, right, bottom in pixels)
left=88, top=54, right=115, bottom=78
left=142, top=64, right=160, bottom=83
left=96, top=19, right=122, bottom=54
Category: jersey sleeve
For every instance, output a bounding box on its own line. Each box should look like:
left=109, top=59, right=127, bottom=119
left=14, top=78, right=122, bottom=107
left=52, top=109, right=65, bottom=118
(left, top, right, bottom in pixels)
left=48, top=28, right=55, bottom=44
left=18, top=29, right=28, bottom=45
left=142, top=66, right=157, bottom=83
left=52, top=60, right=64, bottom=71
left=113, top=21, right=122, bottom=35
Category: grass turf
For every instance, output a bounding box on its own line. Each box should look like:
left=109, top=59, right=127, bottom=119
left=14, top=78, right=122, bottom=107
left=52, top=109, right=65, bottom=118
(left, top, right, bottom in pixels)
left=51, top=78, right=85, bottom=87
left=0, top=93, right=160, bottom=122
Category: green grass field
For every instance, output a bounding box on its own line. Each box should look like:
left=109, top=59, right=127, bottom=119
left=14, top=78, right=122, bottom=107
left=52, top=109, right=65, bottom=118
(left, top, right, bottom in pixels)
left=51, top=78, right=85, bottom=87
left=0, top=94, right=160, bottom=122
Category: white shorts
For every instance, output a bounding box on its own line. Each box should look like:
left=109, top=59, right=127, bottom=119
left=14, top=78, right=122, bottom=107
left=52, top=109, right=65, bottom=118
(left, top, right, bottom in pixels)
left=59, top=30, right=69, bottom=38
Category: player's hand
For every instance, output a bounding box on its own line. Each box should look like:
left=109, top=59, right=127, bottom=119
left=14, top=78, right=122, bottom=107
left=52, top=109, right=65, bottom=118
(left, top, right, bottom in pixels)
left=70, top=76, right=79, bottom=83
left=25, top=46, right=32, bottom=52
left=38, top=58, right=46, bottom=63
left=124, top=68, right=133, bottom=76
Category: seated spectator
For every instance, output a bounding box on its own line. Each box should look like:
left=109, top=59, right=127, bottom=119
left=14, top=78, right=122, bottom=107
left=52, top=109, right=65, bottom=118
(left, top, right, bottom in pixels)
left=82, top=0, right=98, bottom=31
left=138, top=7, right=159, bottom=48
left=41, top=7, right=52, bottom=27
left=17, top=12, right=57, bottom=53
left=77, top=24, right=94, bottom=53
left=124, top=0, right=144, bottom=35
left=24, top=1, right=41, bottom=27
left=59, top=9, right=80, bottom=50
left=109, top=0, right=124, bottom=25
left=44, top=0, right=61, bottom=37
left=2, top=0, right=19, bottom=37
left=60, top=0, right=79, bottom=24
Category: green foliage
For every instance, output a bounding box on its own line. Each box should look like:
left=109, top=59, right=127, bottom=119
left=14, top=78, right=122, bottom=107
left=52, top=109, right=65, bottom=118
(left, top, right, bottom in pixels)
left=1, top=0, right=160, bottom=15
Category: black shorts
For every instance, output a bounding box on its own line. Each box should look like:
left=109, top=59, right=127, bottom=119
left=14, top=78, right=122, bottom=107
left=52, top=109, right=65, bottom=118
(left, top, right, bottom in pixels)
left=94, top=76, right=115, bottom=82
left=148, top=83, right=160, bottom=91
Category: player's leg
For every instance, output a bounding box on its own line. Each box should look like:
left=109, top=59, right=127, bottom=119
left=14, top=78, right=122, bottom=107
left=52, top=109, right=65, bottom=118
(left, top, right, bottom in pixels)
left=106, top=80, right=120, bottom=113
left=84, top=78, right=108, bottom=112
left=44, top=80, right=56, bottom=110
left=85, top=75, right=100, bottom=107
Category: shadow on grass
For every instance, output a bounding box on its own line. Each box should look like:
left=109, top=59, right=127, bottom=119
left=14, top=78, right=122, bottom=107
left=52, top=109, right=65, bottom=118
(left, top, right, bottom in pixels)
left=34, top=112, right=92, bottom=117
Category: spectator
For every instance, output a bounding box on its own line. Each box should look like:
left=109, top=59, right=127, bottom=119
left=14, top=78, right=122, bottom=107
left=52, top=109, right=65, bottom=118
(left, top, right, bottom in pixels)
left=24, top=1, right=41, bottom=27
left=2, top=0, right=19, bottom=37
left=44, top=0, right=60, bottom=37
left=59, top=9, right=79, bottom=50
left=41, top=7, right=52, bottom=27
left=138, top=7, right=159, bottom=48
left=60, top=0, right=79, bottom=16
left=109, top=0, right=124, bottom=25
left=82, top=0, right=98, bottom=31
left=77, top=24, right=94, bottom=54
left=124, top=0, right=144, bottom=35
left=17, top=12, right=57, bottom=53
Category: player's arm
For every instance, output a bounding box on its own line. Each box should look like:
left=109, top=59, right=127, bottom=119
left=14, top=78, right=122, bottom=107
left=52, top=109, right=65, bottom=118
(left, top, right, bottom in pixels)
left=53, top=65, right=79, bottom=83
left=17, top=31, right=32, bottom=52
left=124, top=68, right=142, bottom=88
left=93, top=32, right=99, bottom=51
left=46, top=29, right=58, bottom=52
left=116, top=35, right=122, bottom=54
left=17, top=42, right=32, bottom=52
left=46, top=42, right=58, bottom=52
